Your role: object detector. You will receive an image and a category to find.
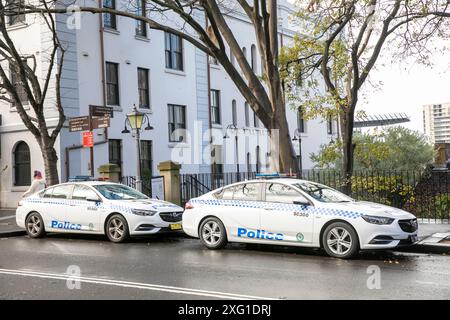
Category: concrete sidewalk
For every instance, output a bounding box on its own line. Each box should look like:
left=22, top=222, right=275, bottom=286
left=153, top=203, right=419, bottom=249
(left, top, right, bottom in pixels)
left=0, top=209, right=449, bottom=254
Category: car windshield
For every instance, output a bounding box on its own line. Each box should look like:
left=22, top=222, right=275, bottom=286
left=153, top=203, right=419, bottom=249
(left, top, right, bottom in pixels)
left=293, top=182, right=353, bottom=203
left=94, top=184, right=148, bottom=200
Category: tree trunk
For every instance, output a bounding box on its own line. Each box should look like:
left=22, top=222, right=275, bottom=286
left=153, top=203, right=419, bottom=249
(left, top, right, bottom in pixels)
left=340, top=112, right=355, bottom=195
left=40, top=143, right=60, bottom=186
left=269, top=97, right=298, bottom=174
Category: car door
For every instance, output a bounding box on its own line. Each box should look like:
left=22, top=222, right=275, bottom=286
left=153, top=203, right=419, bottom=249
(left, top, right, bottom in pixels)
left=66, top=185, right=102, bottom=232
left=260, top=182, right=315, bottom=244
left=45, top=184, right=74, bottom=232
left=214, top=182, right=262, bottom=242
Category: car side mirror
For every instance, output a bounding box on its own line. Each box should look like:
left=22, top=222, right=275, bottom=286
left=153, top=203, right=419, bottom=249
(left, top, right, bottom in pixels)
left=86, top=196, right=101, bottom=202
left=293, top=200, right=310, bottom=206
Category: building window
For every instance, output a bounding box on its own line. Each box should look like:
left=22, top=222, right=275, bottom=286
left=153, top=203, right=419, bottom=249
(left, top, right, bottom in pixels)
left=297, top=107, right=305, bottom=133
left=103, top=0, right=116, bottom=29
left=140, top=140, right=153, bottom=178
left=13, top=141, right=31, bottom=186
left=7, top=0, right=25, bottom=25
left=165, top=32, right=183, bottom=71
left=327, top=115, right=333, bottom=134
left=137, top=68, right=150, bottom=109
left=10, top=61, right=28, bottom=106
left=253, top=111, right=259, bottom=128
left=251, top=44, right=257, bottom=72
left=135, top=0, right=147, bottom=37
left=106, top=62, right=119, bottom=106
left=108, top=139, right=122, bottom=175
left=242, top=47, right=247, bottom=60
left=232, top=100, right=237, bottom=126
left=244, top=102, right=250, bottom=127
left=168, top=104, right=186, bottom=142
left=210, top=90, right=221, bottom=125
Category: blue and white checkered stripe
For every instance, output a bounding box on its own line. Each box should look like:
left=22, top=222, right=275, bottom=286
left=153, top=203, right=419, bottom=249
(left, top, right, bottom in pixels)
left=191, top=199, right=361, bottom=219
left=23, top=198, right=133, bottom=213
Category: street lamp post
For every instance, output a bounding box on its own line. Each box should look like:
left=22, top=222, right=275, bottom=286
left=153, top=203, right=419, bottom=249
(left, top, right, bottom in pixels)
left=122, top=105, right=153, bottom=194
left=292, top=129, right=302, bottom=178
left=223, top=124, right=239, bottom=173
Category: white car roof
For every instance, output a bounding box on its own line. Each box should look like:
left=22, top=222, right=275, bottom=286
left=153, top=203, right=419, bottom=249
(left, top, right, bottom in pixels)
left=235, top=178, right=315, bottom=185
left=51, top=181, right=124, bottom=187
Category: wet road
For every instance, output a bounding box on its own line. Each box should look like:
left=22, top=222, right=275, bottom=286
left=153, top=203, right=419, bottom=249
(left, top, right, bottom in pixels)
left=0, top=233, right=449, bottom=299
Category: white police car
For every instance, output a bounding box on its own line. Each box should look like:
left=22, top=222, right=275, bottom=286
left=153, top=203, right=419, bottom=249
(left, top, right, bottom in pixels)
left=182, top=177, right=419, bottom=259
left=16, top=182, right=184, bottom=243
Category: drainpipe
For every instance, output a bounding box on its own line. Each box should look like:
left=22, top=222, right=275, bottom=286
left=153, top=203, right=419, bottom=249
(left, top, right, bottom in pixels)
left=64, top=0, right=108, bottom=181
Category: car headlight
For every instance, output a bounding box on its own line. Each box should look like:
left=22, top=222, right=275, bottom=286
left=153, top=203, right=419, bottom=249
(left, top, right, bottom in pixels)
left=361, top=214, right=394, bottom=225
left=131, top=209, right=158, bottom=216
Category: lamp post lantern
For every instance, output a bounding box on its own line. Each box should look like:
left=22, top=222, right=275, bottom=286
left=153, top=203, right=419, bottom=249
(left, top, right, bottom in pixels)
left=292, top=129, right=303, bottom=178
left=122, top=105, right=153, bottom=193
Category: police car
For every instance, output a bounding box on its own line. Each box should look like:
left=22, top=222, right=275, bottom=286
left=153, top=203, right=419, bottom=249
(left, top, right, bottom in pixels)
left=182, top=177, right=419, bottom=259
left=16, top=182, right=184, bottom=243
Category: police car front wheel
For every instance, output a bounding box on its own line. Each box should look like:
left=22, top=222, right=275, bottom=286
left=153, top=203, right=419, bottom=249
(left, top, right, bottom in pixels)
left=25, top=212, right=46, bottom=238
left=199, top=217, right=227, bottom=250
left=106, top=214, right=130, bottom=243
left=322, top=222, right=359, bottom=259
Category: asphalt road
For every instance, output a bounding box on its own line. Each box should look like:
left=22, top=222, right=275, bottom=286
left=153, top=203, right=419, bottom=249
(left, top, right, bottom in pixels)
left=1, top=232, right=450, bottom=300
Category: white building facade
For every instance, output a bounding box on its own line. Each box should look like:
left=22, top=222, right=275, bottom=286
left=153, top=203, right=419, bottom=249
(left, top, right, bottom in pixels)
left=0, top=0, right=337, bottom=207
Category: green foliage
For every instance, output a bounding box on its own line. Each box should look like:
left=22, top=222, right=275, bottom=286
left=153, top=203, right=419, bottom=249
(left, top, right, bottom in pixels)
left=351, top=174, right=415, bottom=208
left=310, top=126, right=435, bottom=171
left=434, top=194, right=450, bottom=219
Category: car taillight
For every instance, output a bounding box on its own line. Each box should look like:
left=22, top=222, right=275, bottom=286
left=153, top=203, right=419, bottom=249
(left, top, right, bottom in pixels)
left=185, top=201, right=194, bottom=210
left=17, top=200, right=23, bottom=207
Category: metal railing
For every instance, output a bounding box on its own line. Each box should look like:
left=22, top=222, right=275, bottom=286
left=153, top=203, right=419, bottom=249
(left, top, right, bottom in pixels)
left=121, top=176, right=164, bottom=198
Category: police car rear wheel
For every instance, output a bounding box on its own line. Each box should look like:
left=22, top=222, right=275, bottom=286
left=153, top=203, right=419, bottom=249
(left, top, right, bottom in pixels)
left=322, top=222, right=359, bottom=259
left=26, top=212, right=45, bottom=238
left=106, top=215, right=129, bottom=243
left=200, top=217, right=227, bottom=249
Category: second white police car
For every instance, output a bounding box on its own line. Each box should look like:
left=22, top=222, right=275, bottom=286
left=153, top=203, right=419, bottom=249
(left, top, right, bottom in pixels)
left=16, top=182, right=184, bottom=242
left=182, top=177, right=419, bottom=259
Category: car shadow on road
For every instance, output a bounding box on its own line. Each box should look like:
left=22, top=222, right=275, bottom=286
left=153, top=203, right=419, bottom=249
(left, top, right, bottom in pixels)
left=40, top=232, right=422, bottom=262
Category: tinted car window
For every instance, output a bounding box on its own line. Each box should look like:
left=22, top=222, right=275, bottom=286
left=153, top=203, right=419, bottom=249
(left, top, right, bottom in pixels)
left=265, top=183, right=308, bottom=204
left=232, top=183, right=261, bottom=201
left=72, top=185, right=99, bottom=200
left=214, top=186, right=236, bottom=200
left=51, top=185, right=74, bottom=199
left=41, top=188, right=54, bottom=198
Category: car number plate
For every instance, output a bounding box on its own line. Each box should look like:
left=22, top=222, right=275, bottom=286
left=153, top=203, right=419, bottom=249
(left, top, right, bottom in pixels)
left=170, top=223, right=182, bottom=230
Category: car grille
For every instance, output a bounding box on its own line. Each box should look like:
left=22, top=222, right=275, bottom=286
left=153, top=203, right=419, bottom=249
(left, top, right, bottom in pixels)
left=398, top=219, right=418, bottom=233
left=159, top=211, right=183, bottom=222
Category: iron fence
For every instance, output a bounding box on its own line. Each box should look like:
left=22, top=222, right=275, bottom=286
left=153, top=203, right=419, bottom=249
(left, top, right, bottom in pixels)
left=180, top=169, right=450, bottom=221
left=121, top=176, right=164, bottom=198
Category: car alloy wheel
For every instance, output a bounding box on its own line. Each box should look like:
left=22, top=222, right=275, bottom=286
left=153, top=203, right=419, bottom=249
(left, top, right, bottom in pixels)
left=199, top=217, right=227, bottom=249
left=326, top=227, right=352, bottom=256
left=322, top=222, right=359, bottom=259
left=202, top=221, right=222, bottom=246
left=25, top=213, right=45, bottom=238
left=106, top=215, right=129, bottom=243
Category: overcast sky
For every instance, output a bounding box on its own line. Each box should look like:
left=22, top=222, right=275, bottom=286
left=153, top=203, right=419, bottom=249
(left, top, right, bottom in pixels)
left=285, top=1, right=450, bottom=133
left=358, top=49, right=450, bottom=133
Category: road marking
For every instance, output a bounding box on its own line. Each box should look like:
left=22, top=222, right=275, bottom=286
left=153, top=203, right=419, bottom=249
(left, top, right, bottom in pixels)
left=0, top=215, right=15, bottom=221
left=0, top=268, right=275, bottom=300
